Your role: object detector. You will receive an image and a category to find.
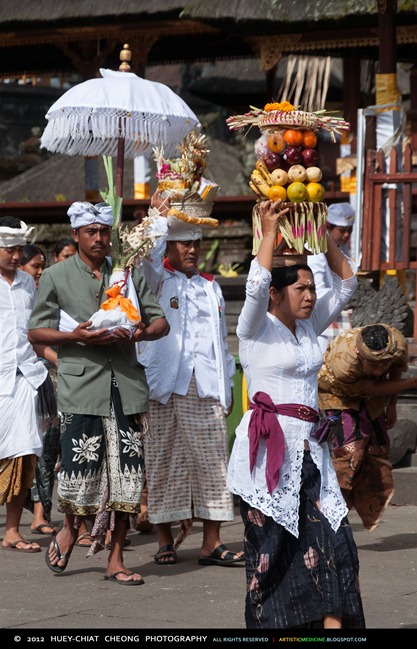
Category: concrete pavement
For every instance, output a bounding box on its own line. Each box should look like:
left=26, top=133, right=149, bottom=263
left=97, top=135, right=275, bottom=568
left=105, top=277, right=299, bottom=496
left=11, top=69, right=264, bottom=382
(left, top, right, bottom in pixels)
left=1, top=500, right=417, bottom=641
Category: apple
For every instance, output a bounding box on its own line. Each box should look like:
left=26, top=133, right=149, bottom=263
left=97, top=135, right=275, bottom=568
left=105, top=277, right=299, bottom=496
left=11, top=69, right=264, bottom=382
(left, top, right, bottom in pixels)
left=287, top=164, right=307, bottom=182
left=301, top=148, right=319, bottom=167
left=283, top=146, right=302, bottom=165
left=305, top=166, right=322, bottom=182
left=270, top=168, right=288, bottom=186
left=264, top=151, right=285, bottom=171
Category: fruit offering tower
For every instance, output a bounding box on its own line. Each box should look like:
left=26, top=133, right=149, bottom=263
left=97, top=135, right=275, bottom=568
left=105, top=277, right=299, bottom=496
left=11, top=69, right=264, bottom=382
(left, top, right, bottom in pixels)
left=226, top=101, right=350, bottom=256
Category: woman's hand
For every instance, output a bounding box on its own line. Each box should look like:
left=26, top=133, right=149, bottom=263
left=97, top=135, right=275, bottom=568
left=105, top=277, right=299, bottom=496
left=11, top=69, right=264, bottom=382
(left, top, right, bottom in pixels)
left=257, top=199, right=290, bottom=271
left=259, top=199, right=289, bottom=238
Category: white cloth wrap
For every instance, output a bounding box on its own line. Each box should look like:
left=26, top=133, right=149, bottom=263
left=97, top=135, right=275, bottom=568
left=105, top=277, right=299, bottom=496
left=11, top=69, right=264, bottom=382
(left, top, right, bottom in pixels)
left=67, top=202, right=114, bottom=229
left=0, top=220, right=34, bottom=247
left=58, top=265, right=142, bottom=362
left=166, top=215, right=202, bottom=241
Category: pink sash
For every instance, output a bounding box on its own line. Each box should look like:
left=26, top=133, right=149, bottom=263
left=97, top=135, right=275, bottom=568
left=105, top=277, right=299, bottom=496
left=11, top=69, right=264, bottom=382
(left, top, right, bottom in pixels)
left=248, top=392, right=319, bottom=494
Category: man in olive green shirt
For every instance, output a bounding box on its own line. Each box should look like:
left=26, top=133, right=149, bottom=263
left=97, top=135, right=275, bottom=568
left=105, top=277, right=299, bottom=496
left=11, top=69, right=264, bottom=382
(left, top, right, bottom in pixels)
left=29, top=201, right=169, bottom=585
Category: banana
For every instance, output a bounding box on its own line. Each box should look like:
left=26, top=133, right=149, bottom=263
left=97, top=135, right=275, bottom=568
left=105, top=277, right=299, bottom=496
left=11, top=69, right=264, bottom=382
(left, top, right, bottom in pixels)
left=256, top=162, right=273, bottom=186
left=249, top=180, right=262, bottom=197
left=250, top=170, right=272, bottom=198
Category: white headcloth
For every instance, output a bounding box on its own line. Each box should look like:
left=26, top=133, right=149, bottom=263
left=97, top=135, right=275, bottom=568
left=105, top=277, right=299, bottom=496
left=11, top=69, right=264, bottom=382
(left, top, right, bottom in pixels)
left=68, top=202, right=114, bottom=229
left=327, top=202, right=355, bottom=227
left=166, top=215, right=202, bottom=241
left=0, top=219, right=34, bottom=247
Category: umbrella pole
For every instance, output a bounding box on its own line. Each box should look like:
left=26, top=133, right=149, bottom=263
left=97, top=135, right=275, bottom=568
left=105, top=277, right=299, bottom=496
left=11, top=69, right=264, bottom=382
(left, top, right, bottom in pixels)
left=115, top=44, right=131, bottom=204
left=116, top=135, right=125, bottom=201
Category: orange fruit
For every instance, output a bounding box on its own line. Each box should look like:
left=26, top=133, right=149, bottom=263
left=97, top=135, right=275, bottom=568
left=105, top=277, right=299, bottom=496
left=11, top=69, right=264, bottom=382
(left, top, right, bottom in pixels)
left=301, top=130, right=317, bottom=148
left=286, top=182, right=307, bottom=203
left=267, top=132, right=285, bottom=153
left=283, top=129, right=303, bottom=146
left=305, top=182, right=325, bottom=202
left=269, top=185, right=287, bottom=201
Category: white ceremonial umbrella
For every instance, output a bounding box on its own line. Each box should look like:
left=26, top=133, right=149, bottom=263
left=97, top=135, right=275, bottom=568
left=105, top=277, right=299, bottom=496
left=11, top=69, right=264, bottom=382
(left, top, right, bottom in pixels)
left=40, top=53, right=200, bottom=198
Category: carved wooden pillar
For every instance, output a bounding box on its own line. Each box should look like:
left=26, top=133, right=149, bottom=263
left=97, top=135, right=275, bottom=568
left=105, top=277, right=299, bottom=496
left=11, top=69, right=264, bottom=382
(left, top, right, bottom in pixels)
left=343, top=52, right=361, bottom=145
left=128, top=35, right=158, bottom=78
left=378, top=0, right=397, bottom=74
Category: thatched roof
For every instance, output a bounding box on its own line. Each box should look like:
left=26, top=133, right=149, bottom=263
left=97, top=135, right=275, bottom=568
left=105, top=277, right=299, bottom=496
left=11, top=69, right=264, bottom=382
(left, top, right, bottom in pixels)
left=181, top=0, right=417, bottom=24
left=0, top=1, right=186, bottom=24
left=1, top=0, right=417, bottom=78
left=1, top=1, right=416, bottom=26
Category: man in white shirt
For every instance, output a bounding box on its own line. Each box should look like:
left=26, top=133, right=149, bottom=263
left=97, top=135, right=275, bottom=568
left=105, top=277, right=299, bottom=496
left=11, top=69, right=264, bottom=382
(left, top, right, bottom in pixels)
left=140, top=201, right=243, bottom=567
left=308, top=202, right=355, bottom=353
left=0, top=216, right=54, bottom=553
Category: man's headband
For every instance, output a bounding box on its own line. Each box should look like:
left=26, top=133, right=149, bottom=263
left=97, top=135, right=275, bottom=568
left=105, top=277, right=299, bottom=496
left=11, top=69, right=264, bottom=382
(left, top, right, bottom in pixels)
left=68, top=202, right=114, bottom=229
left=0, top=220, right=34, bottom=247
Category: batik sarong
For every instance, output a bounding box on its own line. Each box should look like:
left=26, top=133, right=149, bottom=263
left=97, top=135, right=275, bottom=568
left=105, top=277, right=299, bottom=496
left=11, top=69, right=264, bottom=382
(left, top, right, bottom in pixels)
left=0, top=455, right=37, bottom=505
left=56, top=376, right=144, bottom=550
left=240, top=451, right=365, bottom=629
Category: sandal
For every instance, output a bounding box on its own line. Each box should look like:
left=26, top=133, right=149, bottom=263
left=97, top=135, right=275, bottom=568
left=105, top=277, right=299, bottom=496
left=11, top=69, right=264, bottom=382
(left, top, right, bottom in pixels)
left=154, top=544, right=177, bottom=565
left=75, top=532, right=93, bottom=547
left=104, top=570, right=144, bottom=586
left=3, top=539, right=41, bottom=553
left=31, top=523, right=58, bottom=536
left=198, top=544, right=245, bottom=566
left=45, top=534, right=74, bottom=573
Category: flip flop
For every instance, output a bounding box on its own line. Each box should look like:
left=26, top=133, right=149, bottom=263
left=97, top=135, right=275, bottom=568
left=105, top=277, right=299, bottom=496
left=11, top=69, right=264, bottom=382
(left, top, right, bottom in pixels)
left=103, top=571, right=144, bottom=586
left=198, top=544, right=245, bottom=566
left=3, top=539, right=41, bottom=553
left=45, top=534, right=74, bottom=573
left=75, top=532, right=93, bottom=547
left=31, top=524, right=58, bottom=536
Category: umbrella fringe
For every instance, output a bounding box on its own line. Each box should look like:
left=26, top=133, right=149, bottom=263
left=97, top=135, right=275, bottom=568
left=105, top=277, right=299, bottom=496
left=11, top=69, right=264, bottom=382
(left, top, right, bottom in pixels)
left=41, top=112, right=192, bottom=158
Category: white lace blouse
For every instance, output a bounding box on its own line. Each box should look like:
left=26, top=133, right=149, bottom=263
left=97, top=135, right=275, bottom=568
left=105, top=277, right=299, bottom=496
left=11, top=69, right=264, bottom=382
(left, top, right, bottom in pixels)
left=227, top=258, right=357, bottom=538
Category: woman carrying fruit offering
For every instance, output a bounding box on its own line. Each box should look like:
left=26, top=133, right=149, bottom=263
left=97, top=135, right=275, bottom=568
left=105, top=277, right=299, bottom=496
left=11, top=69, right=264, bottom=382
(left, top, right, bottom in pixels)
left=227, top=197, right=365, bottom=629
